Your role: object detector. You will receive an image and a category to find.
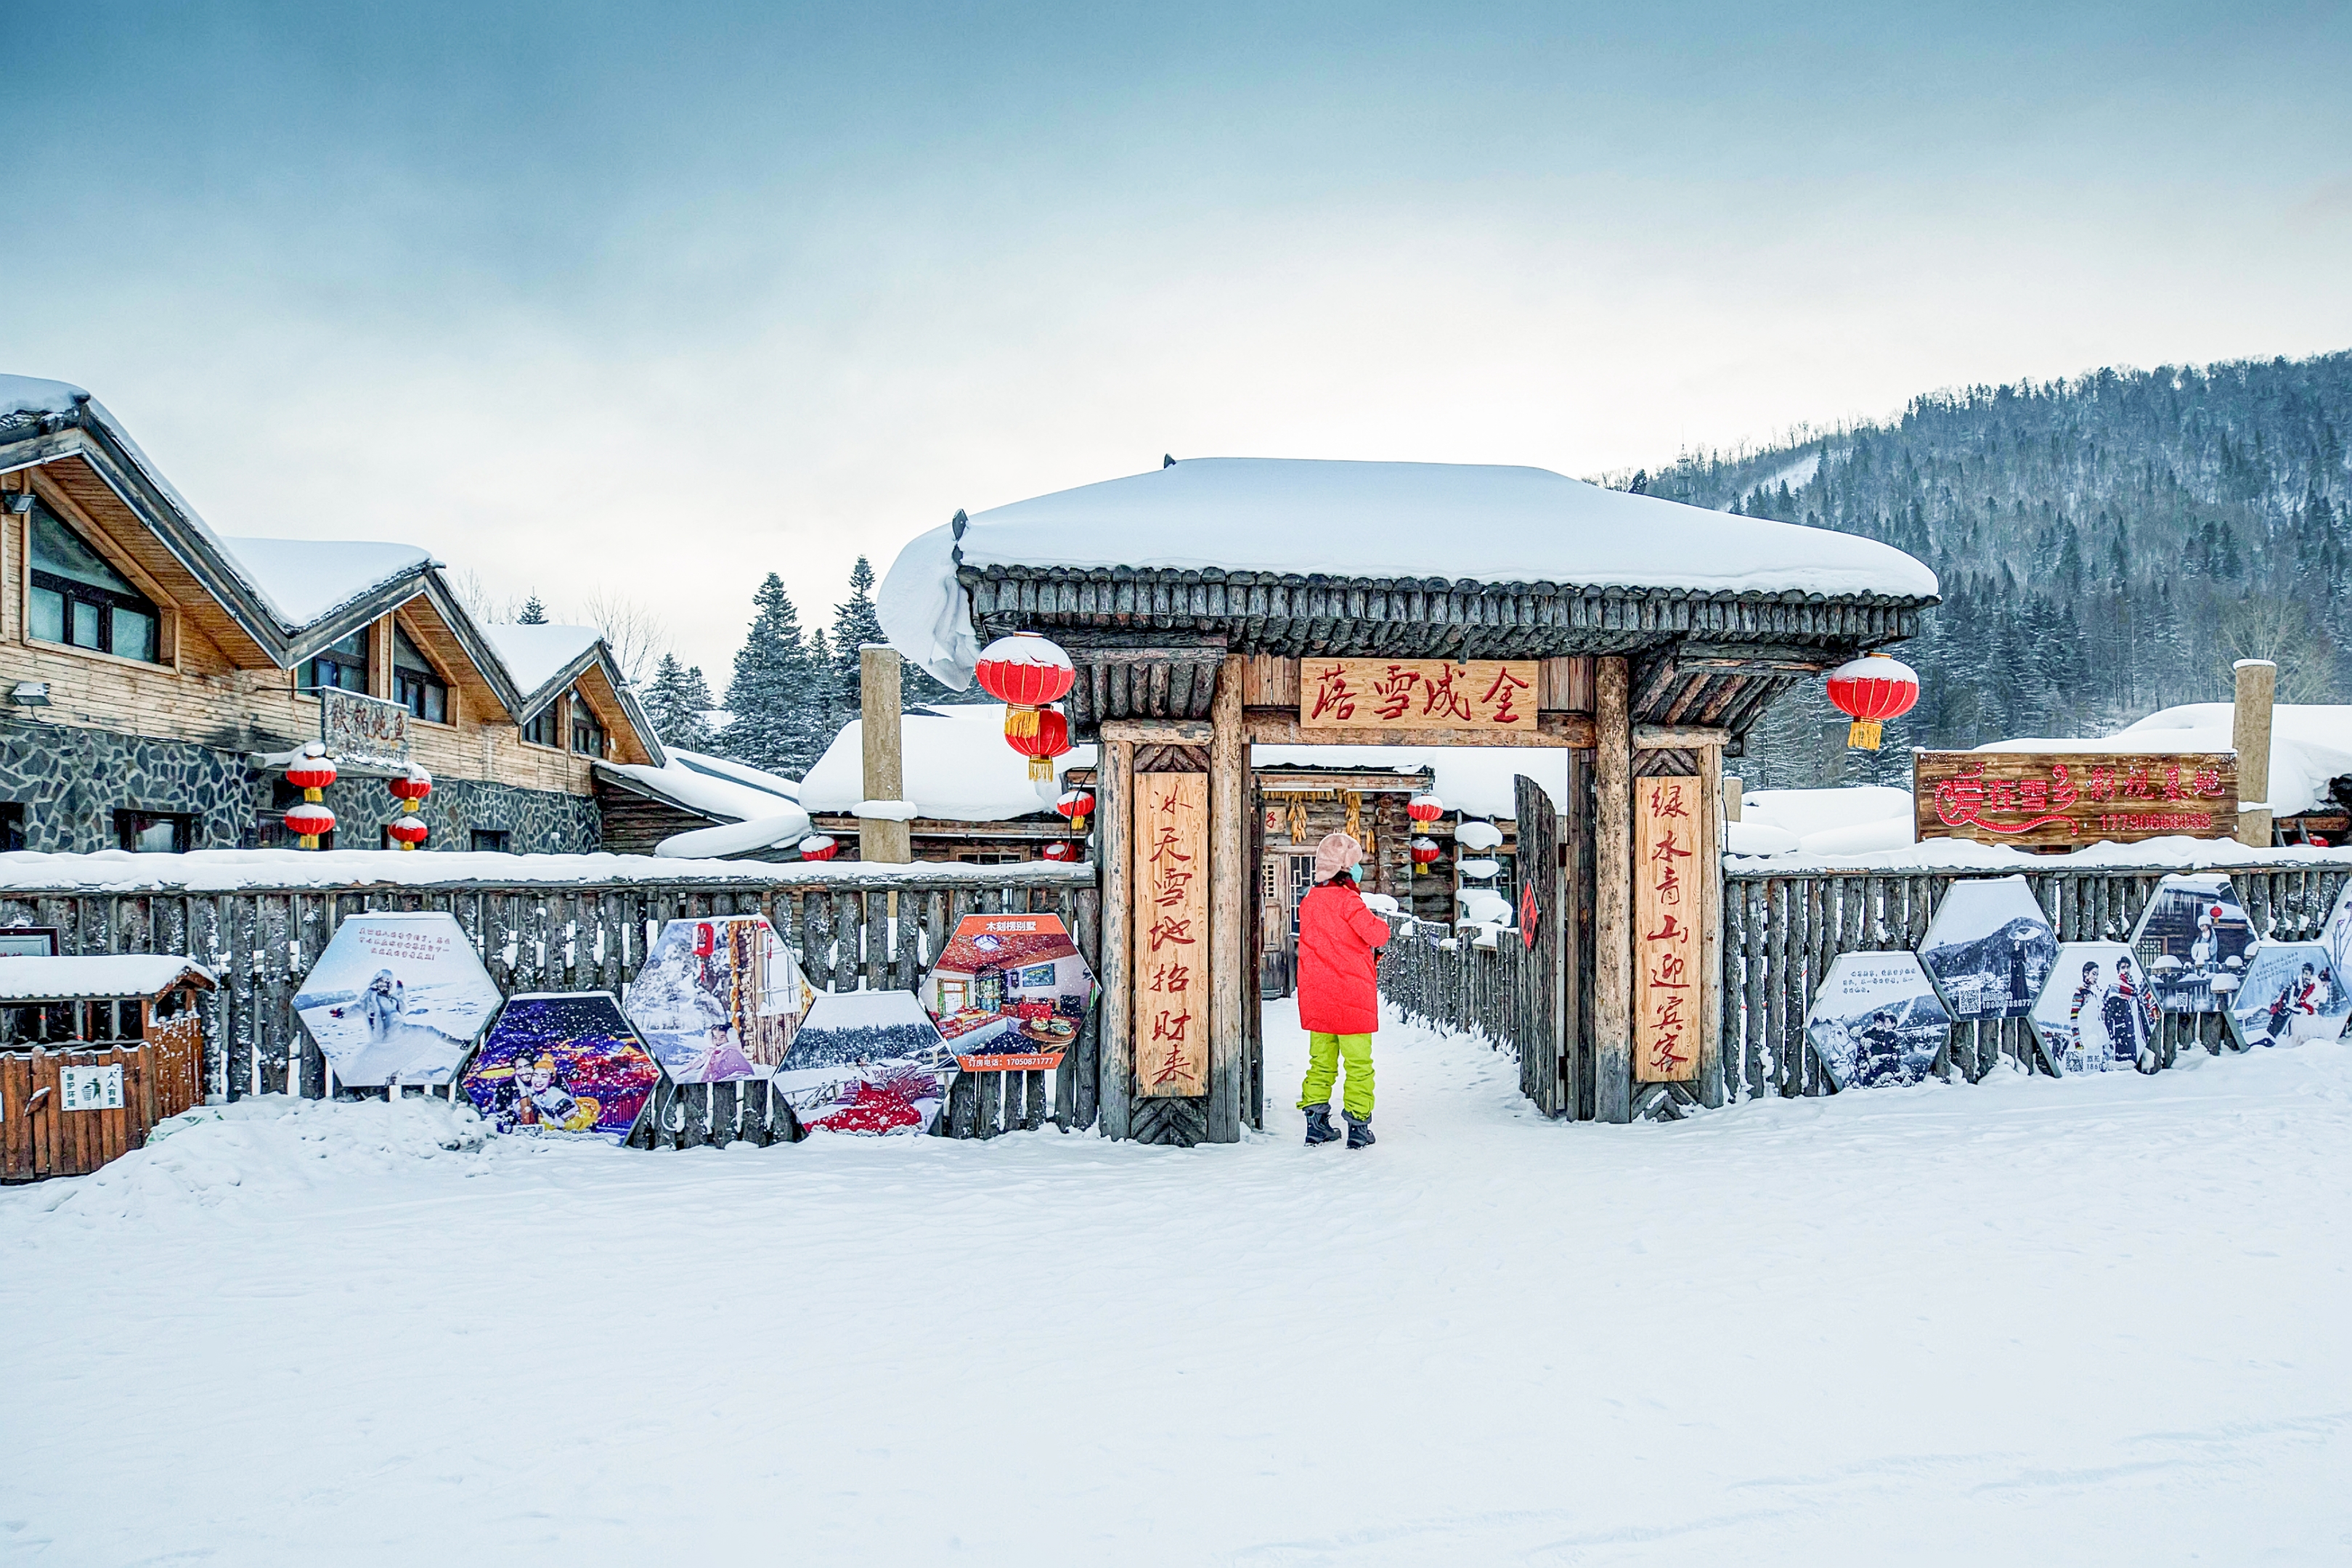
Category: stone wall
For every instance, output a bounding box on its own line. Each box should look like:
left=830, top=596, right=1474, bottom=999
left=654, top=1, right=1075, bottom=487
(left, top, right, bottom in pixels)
left=0, top=718, right=598, bottom=854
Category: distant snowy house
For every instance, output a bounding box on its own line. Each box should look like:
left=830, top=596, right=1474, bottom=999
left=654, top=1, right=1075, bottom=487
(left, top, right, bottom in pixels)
left=799, top=704, right=1097, bottom=862
left=593, top=746, right=810, bottom=858
left=0, top=374, right=663, bottom=854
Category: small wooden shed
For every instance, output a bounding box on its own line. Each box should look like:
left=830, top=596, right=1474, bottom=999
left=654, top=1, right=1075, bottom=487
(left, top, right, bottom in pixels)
left=1, top=955, right=214, bottom=1180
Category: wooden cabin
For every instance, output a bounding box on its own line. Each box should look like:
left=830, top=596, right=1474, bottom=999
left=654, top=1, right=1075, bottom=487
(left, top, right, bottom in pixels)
left=0, top=954, right=211, bottom=1180
left=0, top=376, right=664, bottom=854
left=799, top=703, right=1098, bottom=862
left=593, top=746, right=807, bottom=857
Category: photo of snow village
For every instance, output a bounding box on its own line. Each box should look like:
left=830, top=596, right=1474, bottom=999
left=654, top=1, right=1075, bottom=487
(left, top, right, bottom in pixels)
left=5, top=7, right=2351, bottom=1563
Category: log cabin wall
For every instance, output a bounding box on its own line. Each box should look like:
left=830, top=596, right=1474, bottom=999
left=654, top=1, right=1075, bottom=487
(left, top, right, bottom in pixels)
left=0, top=457, right=638, bottom=854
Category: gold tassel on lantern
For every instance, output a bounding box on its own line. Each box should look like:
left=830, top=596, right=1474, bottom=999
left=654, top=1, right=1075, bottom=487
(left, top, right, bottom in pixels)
left=1028, top=753, right=1054, bottom=784
left=1005, top=706, right=1039, bottom=739
left=1849, top=719, right=1884, bottom=750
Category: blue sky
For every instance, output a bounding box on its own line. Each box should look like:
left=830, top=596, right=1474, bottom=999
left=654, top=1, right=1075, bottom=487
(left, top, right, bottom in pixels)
left=7, top=2, right=2349, bottom=682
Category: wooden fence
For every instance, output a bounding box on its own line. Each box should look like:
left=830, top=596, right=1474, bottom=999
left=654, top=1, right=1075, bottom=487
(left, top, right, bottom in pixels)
left=1382, top=860, right=2352, bottom=1117
left=0, top=866, right=1100, bottom=1145
left=1720, top=862, right=2351, bottom=1105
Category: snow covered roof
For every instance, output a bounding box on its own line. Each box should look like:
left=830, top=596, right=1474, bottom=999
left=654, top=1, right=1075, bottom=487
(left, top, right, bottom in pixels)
left=953, top=458, right=1940, bottom=595
left=1729, top=785, right=1916, bottom=858
left=1977, top=703, right=2352, bottom=817
left=1250, top=745, right=1564, bottom=820
left=0, top=374, right=85, bottom=422
left=216, top=537, right=436, bottom=628
left=480, top=624, right=606, bottom=701
left=800, top=705, right=1097, bottom=821
left=881, top=457, right=1939, bottom=693
left=0, top=954, right=215, bottom=1002
left=597, top=747, right=802, bottom=824
left=654, top=811, right=814, bottom=859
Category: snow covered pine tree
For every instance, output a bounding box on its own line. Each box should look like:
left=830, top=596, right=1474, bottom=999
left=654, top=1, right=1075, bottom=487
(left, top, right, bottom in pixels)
left=643, top=654, right=717, bottom=752
left=723, top=573, right=836, bottom=777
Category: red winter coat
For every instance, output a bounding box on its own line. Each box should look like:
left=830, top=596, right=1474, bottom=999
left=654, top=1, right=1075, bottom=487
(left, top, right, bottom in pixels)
left=1296, top=880, right=1392, bottom=1034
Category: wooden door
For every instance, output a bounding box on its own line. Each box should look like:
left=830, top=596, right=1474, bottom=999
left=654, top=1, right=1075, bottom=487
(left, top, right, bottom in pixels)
left=1515, top=773, right=1568, bottom=1116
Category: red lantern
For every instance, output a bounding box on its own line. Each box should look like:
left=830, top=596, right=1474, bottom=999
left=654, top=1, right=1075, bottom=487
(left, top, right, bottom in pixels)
left=1005, top=706, right=1070, bottom=785
left=799, top=834, right=839, bottom=862
left=1054, top=788, right=1096, bottom=834
left=974, top=632, right=1075, bottom=739
left=1825, top=653, right=1918, bottom=751
left=388, top=767, right=432, bottom=814
left=285, top=746, right=336, bottom=801
left=283, top=801, right=335, bottom=849
left=1407, top=793, right=1444, bottom=825
left=386, top=817, right=428, bottom=850
left=1040, top=841, right=1079, bottom=862
left=1410, top=836, right=1441, bottom=874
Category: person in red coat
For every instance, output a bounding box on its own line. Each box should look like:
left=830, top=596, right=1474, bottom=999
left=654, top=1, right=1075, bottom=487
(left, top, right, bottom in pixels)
left=1295, top=832, right=1391, bottom=1148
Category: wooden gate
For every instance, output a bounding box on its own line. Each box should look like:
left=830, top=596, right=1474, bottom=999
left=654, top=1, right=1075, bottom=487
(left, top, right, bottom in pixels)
left=2, top=1021, right=205, bottom=1180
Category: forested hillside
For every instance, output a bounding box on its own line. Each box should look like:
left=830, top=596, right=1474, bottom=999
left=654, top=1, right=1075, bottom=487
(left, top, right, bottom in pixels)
left=1637, top=351, right=2352, bottom=788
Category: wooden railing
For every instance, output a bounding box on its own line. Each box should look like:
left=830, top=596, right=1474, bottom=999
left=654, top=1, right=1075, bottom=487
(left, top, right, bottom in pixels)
left=1381, top=859, right=2352, bottom=1116
left=0, top=864, right=1100, bottom=1143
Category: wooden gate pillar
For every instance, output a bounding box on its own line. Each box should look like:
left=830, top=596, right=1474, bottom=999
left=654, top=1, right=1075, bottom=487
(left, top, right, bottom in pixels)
left=1594, top=656, right=1633, bottom=1122
left=1208, top=656, right=1248, bottom=1142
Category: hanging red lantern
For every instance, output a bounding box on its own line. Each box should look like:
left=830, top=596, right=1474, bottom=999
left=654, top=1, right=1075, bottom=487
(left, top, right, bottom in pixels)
left=388, top=767, right=432, bottom=814
left=799, top=834, right=839, bottom=862
left=1005, top=706, right=1070, bottom=785
left=1410, top=836, right=1441, bottom=874
left=283, top=801, right=335, bottom=849
left=386, top=817, right=429, bottom=850
left=1825, top=652, right=1920, bottom=751
left=974, top=632, right=1075, bottom=739
left=1054, top=788, right=1096, bottom=834
left=285, top=745, right=336, bottom=799
left=1407, top=793, right=1444, bottom=825
left=1040, top=841, right=1079, bottom=862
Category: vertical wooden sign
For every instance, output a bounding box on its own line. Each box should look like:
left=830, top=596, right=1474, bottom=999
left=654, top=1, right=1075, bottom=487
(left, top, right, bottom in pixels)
left=1633, top=775, right=1701, bottom=1083
left=1134, top=771, right=1210, bottom=1098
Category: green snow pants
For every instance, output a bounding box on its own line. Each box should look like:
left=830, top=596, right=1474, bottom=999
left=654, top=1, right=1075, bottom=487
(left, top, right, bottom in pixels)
left=1299, top=1032, right=1375, bottom=1120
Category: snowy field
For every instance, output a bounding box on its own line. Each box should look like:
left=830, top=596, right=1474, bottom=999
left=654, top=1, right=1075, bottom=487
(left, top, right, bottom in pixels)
left=6, top=1001, right=2349, bottom=1565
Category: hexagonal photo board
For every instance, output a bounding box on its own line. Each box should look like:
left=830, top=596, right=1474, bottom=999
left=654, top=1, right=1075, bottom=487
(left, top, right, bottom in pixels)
left=461, top=992, right=661, bottom=1142
left=294, top=912, right=502, bottom=1086
left=2128, top=873, right=2255, bottom=1015
left=2229, top=942, right=2348, bottom=1048
left=1806, top=950, right=1951, bottom=1090
left=921, top=911, right=1094, bottom=1071
left=2029, top=944, right=2159, bottom=1074
left=625, top=915, right=812, bottom=1084
left=773, top=989, right=955, bottom=1135
left=1918, top=875, right=2058, bottom=1022
left=2324, top=878, right=2352, bottom=992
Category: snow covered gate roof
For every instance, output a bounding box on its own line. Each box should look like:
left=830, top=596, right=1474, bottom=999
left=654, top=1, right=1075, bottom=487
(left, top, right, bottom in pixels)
left=881, top=457, right=1937, bottom=738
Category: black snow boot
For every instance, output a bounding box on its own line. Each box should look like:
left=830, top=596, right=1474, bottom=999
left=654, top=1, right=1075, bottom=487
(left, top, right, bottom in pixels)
left=1303, top=1103, right=1342, bottom=1146
left=1345, top=1111, right=1375, bottom=1150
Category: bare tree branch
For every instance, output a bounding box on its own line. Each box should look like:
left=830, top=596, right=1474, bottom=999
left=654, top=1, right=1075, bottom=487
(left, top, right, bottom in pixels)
left=580, top=589, right=672, bottom=690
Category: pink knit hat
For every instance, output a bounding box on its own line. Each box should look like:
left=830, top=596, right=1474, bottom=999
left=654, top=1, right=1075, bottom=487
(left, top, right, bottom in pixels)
left=1314, top=832, right=1364, bottom=881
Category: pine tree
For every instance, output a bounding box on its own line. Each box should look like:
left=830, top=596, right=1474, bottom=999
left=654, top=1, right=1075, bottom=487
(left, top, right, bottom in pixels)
left=518, top=594, right=548, bottom=625
left=829, top=556, right=887, bottom=719
left=643, top=653, right=717, bottom=754
left=722, top=574, right=833, bottom=777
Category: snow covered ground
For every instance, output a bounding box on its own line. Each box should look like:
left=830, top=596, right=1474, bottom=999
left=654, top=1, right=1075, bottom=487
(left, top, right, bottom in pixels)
left=6, top=1003, right=2348, bottom=1564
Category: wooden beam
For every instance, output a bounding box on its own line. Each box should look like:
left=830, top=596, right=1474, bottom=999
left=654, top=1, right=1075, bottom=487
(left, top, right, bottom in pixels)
left=1594, top=656, right=1632, bottom=1123
left=1634, top=724, right=1730, bottom=750
left=1208, top=655, right=1246, bottom=1143
left=1242, top=712, right=1595, bottom=748
left=1101, top=717, right=1213, bottom=744
left=2234, top=659, right=2276, bottom=850
left=1098, top=735, right=1135, bottom=1139
left=1698, top=744, right=1725, bottom=1109
left=859, top=645, right=911, bottom=863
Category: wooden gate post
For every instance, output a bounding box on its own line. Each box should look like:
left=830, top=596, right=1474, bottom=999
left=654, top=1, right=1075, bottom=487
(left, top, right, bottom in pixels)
left=1099, top=733, right=1136, bottom=1140
left=1594, top=656, right=1633, bottom=1122
left=859, top=645, right=911, bottom=864
left=1208, top=656, right=1247, bottom=1143
left=2234, top=658, right=2275, bottom=850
